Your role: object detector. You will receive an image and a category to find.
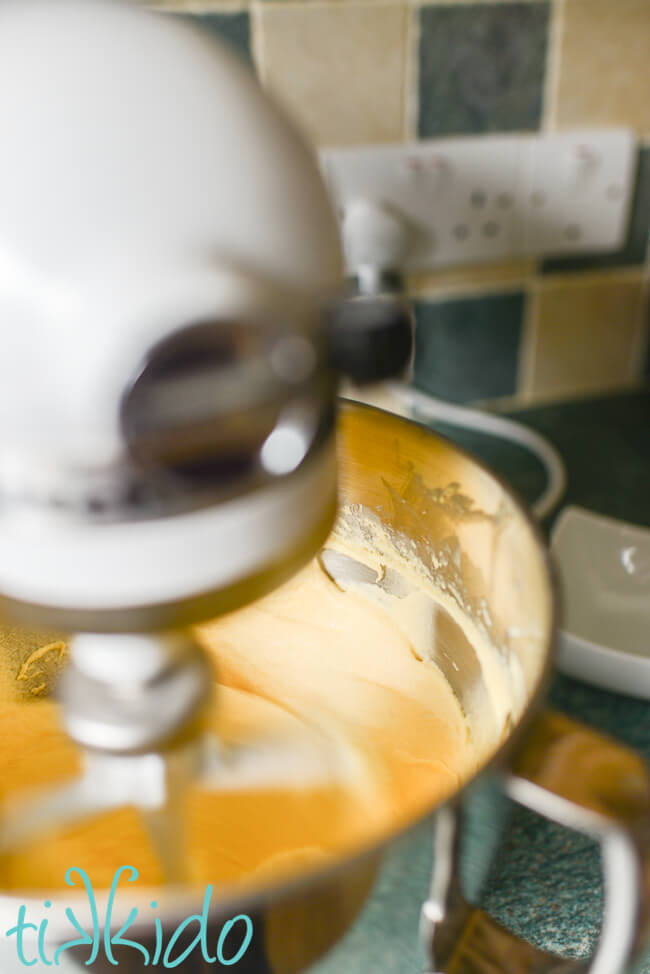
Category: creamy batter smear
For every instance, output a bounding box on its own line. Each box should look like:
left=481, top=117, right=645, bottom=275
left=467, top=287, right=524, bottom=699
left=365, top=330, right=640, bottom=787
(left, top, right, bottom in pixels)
left=0, top=553, right=484, bottom=892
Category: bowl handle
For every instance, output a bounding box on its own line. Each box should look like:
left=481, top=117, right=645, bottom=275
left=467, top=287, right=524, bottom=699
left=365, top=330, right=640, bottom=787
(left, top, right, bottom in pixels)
left=421, top=710, right=650, bottom=974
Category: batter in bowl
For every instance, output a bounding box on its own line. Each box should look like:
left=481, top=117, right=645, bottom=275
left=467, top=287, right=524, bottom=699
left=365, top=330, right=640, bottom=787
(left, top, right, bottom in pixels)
left=0, top=539, right=488, bottom=892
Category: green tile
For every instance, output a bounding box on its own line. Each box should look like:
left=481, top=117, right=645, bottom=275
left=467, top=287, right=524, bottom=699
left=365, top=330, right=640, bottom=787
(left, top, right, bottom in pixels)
left=418, top=2, right=550, bottom=137
left=412, top=291, right=526, bottom=403
left=172, top=11, right=252, bottom=66
left=543, top=146, right=650, bottom=273
left=511, top=391, right=650, bottom=531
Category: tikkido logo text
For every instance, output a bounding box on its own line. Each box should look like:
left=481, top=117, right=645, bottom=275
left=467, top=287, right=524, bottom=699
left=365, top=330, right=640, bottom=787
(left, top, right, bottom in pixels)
left=5, top=866, right=253, bottom=968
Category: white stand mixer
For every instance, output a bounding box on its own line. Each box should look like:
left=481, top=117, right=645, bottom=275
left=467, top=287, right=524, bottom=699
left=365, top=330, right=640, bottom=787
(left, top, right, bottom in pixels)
left=0, top=0, right=411, bottom=948
left=2, top=11, right=649, bottom=974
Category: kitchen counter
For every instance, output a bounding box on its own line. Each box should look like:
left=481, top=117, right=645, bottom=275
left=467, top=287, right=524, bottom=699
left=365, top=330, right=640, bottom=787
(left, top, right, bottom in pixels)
left=311, top=388, right=650, bottom=974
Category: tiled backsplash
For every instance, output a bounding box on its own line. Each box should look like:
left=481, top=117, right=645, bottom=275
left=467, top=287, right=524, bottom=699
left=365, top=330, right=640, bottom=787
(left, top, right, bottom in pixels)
left=152, top=0, right=649, bottom=408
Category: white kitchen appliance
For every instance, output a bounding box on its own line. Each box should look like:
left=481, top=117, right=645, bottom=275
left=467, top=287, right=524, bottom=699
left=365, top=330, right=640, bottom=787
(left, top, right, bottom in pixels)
left=0, top=0, right=410, bottom=885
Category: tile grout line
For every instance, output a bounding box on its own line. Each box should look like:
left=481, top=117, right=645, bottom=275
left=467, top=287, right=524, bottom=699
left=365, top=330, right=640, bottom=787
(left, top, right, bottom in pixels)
left=149, top=1, right=251, bottom=13
left=630, top=266, right=650, bottom=380
left=472, top=392, right=529, bottom=413
left=408, top=263, right=646, bottom=303
left=538, top=264, right=647, bottom=288
left=249, top=0, right=265, bottom=81
left=408, top=275, right=531, bottom=301
left=404, top=1, right=420, bottom=143
left=516, top=276, right=542, bottom=403
left=541, top=0, right=564, bottom=133
left=408, top=0, right=559, bottom=5
left=248, top=0, right=412, bottom=9
left=505, top=381, right=648, bottom=412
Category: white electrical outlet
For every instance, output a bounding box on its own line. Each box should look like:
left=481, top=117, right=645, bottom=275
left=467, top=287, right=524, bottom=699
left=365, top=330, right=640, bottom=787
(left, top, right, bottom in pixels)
left=520, top=130, right=637, bottom=257
left=321, top=129, right=637, bottom=271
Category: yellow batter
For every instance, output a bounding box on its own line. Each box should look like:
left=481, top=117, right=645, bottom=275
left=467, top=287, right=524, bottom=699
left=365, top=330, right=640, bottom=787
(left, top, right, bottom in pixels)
left=0, top=554, right=479, bottom=892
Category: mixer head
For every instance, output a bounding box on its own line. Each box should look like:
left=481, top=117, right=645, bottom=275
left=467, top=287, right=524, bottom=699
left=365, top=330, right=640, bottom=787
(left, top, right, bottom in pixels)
left=0, top=0, right=343, bottom=633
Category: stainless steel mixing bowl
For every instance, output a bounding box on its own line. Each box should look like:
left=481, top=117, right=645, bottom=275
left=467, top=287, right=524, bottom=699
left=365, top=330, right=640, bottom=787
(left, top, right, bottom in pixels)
left=1, top=402, right=648, bottom=974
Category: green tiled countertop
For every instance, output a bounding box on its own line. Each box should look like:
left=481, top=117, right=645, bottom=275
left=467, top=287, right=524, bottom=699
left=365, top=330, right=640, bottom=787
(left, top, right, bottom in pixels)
left=310, top=388, right=650, bottom=974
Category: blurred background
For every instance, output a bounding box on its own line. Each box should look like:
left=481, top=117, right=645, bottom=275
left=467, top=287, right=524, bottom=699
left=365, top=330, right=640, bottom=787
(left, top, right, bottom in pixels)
left=149, top=0, right=649, bottom=412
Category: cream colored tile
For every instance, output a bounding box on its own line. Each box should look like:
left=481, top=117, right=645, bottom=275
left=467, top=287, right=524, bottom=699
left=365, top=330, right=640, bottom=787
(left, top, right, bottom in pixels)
left=555, top=0, right=650, bottom=132
left=258, top=2, right=407, bottom=147
left=408, top=259, right=537, bottom=298
left=523, top=274, right=646, bottom=401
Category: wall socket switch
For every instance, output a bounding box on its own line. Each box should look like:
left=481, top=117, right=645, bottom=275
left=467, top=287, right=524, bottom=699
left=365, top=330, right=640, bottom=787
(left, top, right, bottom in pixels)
left=321, top=129, right=637, bottom=271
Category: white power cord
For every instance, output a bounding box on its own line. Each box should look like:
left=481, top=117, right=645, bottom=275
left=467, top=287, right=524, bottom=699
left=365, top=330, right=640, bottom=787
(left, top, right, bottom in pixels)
left=337, top=200, right=567, bottom=521
left=384, top=383, right=568, bottom=521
